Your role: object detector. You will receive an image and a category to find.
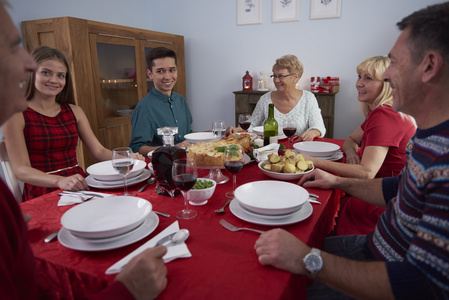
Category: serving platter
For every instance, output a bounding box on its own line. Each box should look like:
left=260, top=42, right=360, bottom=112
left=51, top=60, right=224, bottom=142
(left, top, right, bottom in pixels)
left=258, top=160, right=314, bottom=180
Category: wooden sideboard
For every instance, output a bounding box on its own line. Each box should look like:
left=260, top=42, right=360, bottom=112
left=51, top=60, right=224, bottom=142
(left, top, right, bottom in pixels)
left=233, top=91, right=336, bottom=138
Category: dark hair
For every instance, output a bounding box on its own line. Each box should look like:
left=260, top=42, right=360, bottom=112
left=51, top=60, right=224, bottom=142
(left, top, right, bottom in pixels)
left=146, top=47, right=177, bottom=71
left=397, top=2, right=449, bottom=65
left=26, top=46, right=75, bottom=104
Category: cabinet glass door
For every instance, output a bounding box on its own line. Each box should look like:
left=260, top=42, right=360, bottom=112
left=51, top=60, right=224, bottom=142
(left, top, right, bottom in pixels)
left=96, top=42, right=138, bottom=119
left=89, top=34, right=141, bottom=127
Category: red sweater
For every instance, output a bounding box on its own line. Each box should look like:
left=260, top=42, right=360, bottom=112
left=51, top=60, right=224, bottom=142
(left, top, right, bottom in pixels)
left=0, top=180, right=133, bottom=299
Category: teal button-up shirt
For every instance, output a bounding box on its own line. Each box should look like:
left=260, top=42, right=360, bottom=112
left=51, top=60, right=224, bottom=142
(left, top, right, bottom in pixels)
left=129, top=88, right=192, bottom=152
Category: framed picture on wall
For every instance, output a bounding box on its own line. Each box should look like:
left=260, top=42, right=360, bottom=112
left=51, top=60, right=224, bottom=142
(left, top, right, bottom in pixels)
left=310, top=0, right=341, bottom=20
left=272, top=0, right=300, bottom=23
left=237, top=0, right=263, bottom=25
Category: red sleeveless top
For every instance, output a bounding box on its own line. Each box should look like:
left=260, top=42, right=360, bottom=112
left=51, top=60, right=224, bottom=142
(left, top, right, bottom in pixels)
left=22, top=104, right=86, bottom=201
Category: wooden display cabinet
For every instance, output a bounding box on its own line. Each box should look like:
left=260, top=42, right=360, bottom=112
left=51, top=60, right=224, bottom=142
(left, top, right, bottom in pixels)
left=233, top=91, right=336, bottom=138
left=22, top=17, right=185, bottom=169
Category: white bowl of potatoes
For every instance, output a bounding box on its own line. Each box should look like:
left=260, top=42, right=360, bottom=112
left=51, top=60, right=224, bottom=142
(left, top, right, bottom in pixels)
left=258, top=149, right=314, bottom=181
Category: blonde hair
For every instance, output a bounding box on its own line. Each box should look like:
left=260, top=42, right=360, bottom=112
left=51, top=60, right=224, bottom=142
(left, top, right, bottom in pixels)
left=357, top=56, right=393, bottom=117
left=273, top=54, right=304, bottom=79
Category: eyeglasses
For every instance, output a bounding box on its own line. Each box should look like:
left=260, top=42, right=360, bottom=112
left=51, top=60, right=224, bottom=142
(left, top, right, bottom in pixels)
left=270, top=74, right=293, bottom=80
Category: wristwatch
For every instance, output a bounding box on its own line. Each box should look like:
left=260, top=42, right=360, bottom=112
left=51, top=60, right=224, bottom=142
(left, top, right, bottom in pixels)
left=303, top=248, right=323, bottom=279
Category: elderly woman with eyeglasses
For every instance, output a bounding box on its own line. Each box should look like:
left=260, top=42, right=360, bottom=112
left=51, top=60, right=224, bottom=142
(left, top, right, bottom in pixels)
left=227, top=54, right=326, bottom=141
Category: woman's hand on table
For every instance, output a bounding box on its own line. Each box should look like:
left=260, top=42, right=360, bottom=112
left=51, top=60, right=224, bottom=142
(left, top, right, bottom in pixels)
left=226, top=126, right=243, bottom=136
left=115, top=245, right=168, bottom=300
left=300, top=129, right=321, bottom=142
left=254, top=228, right=310, bottom=275
left=298, top=168, right=340, bottom=190
left=57, top=174, right=89, bottom=191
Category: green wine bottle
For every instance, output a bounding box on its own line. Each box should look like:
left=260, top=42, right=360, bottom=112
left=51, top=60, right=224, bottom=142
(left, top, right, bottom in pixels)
left=263, top=103, right=278, bottom=146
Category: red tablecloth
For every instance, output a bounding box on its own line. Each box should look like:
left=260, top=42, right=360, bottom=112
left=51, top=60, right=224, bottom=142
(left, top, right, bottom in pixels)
left=20, top=138, right=344, bottom=300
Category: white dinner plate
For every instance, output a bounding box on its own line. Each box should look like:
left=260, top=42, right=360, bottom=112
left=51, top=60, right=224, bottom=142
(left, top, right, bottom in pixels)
left=184, top=132, right=219, bottom=144
left=293, top=141, right=340, bottom=157
left=87, top=160, right=146, bottom=181
left=235, top=181, right=308, bottom=215
left=61, top=196, right=152, bottom=239
left=72, top=220, right=145, bottom=243
left=238, top=203, right=301, bottom=220
left=58, top=212, right=159, bottom=251
left=230, top=200, right=313, bottom=226
left=86, top=169, right=151, bottom=189
left=318, top=150, right=344, bottom=161
left=251, top=126, right=287, bottom=140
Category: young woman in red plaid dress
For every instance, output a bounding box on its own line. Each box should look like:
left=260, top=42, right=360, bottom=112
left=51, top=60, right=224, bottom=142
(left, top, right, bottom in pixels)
left=3, top=46, right=142, bottom=201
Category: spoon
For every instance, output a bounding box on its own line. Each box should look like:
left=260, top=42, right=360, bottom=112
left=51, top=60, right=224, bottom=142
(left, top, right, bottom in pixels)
left=138, top=177, right=156, bottom=192
left=118, top=229, right=190, bottom=272
left=44, top=230, right=60, bottom=243
left=156, top=229, right=189, bottom=246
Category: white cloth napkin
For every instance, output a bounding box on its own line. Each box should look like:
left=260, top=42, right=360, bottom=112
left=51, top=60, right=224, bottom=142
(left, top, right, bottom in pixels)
left=253, top=143, right=280, bottom=162
left=105, top=220, right=191, bottom=275
left=57, top=191, right=112, bottom=206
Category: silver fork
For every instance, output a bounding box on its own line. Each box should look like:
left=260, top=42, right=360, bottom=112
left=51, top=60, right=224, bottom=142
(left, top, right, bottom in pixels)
left=215, top=199, right=232, bottom=213
left=219, top=219, right=265, bottom=234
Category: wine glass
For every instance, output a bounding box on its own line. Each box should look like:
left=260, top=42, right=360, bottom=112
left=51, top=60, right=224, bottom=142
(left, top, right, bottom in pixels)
left=238, top=114, right=251, bottom=132
left=223, top=147, right=244, bottom=198
left=112, top=147, right=135, bottom=196
left=172, top=158, right=198, bottom=219
left=212, top=120, right=226, bottom=140
left=283, top=118, right=297, bottom=149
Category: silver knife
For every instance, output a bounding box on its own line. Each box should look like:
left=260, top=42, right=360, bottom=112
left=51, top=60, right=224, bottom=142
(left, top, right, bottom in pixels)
left=62, top=191, right=107, bottom=198
left=155, top=232, right=177, bottom=246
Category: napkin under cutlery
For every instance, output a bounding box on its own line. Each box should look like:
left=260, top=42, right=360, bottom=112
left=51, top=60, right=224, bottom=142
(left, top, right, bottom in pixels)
left=253, top=143, right=280, bottom=162
left=105, top=220, right=191, bottom=275
left=57, top=191, right=112, bottom=206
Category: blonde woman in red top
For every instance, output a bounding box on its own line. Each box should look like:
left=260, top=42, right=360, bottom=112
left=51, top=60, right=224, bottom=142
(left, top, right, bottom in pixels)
left=302, top=56, right=416, bottom=235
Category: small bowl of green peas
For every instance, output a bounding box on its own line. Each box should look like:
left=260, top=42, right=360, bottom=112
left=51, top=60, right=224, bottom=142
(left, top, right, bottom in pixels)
left=188, top=178, right=217, bottom=206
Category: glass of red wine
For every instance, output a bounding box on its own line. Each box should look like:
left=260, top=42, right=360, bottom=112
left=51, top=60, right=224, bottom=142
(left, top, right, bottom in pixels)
left=283, top=119, right=297, bottom=149
left=172, top=158, right=198, bottom=219
left=223, top=146, right=244, bottom=198
left=239, top=114, right=251, bottom=132
left=112, top=147, right=135, bottom=196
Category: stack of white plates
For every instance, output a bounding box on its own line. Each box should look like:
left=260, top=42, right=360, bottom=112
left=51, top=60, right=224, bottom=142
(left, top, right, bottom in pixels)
left=85, top=160, right=151, bottom=189
left=251, top=126, right=287, bottom=140
left=184, top=132, right=219, bottom=144
left=230, top=181, right=313, bottom=226
left=58, top=196, right=158, bottom=251
left=293, top=141, right=340, bottom=159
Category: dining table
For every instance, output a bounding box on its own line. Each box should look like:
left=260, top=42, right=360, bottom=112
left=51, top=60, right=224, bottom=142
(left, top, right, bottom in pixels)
left=20, top=137, right=344, bottom=300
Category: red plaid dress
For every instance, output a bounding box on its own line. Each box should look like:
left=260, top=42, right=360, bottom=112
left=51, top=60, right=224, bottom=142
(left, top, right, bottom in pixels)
left=22, top=104, right=86, bottom=201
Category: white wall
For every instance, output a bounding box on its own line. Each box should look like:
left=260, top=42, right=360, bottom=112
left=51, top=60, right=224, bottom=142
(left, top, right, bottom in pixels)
left=8, top=0, right=444, bottom=139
